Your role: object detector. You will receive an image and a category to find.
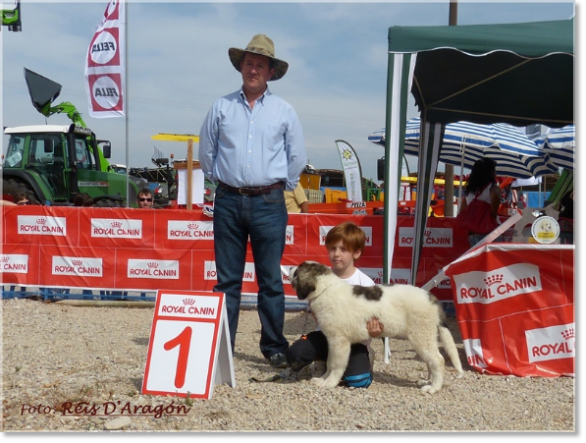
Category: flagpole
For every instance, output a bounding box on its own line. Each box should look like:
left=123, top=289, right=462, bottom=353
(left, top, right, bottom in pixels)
left=124, top=0, right=130, bottom=207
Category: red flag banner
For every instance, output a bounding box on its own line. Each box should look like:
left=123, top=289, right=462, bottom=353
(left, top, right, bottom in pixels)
left=444, top=243, right=574, bottom=377
left=84, top=0, right=125, bottom=118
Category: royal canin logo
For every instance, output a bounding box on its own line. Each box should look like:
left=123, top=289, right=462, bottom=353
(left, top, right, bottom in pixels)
left=1, top=256, right=9, bottom=263
left=455, top=264, right=541, bottom=305
left=526, top=322, right=575, bottom=364
left=188, top=223, right=199, bottom=230
left=147, top=262, right=158, bottom=269
left=182, top=298, right=196, bottom=306
left=484, top=274, right=504, bottom=286
left=111, top=221, right=123, bottom=228
left=72, top=260, right=83, bottom=266
left=36, top=218, right=47, bottom=225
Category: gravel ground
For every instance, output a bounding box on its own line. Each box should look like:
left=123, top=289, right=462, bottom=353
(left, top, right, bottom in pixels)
left=1, top=297, right=575, bottom=433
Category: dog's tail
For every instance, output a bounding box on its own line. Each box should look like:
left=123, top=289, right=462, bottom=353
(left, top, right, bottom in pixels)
left=432, top=295, right=464, bottom=377
left=438, top=325, right=464, bottom=377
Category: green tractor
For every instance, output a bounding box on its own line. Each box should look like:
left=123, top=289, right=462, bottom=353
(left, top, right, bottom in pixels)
left=1, top=0, right=21, bottom=32
left=2, top=68, right=145, bottom=206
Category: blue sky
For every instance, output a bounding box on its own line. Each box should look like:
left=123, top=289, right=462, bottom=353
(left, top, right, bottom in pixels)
left=1, top=1, right=576, bottom=183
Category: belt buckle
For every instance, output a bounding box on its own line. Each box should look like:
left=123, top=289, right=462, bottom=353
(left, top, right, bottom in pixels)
left=239, top=187, right=252, bottom=196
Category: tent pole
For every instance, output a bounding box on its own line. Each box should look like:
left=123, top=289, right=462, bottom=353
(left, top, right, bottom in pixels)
left=444, top=0, right=458, bottom=216
left=458, top=140, right=465, bottom=213
left=383, top=50, right=412, bottom=365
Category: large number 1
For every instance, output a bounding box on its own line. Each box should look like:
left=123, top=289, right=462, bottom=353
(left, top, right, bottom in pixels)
left=163, top=326, right=192, bottom=388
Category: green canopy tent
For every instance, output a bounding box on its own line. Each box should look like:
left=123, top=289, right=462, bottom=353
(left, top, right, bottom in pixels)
left=382, top=18, right=574, bottom=286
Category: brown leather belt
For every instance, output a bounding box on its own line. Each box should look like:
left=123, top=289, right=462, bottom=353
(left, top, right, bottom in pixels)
left=219, top=181, right=284, bottom=196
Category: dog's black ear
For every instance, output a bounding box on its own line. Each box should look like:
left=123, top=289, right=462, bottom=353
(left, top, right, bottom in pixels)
left=295, top=280, right=316, bottom=300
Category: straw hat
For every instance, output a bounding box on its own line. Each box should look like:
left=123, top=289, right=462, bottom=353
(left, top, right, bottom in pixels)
left=228, top=34, right=289, bottom=81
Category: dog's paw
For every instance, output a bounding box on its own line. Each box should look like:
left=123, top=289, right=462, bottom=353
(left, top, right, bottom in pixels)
left=311, top=377, right=327, bottom=387
left=416, top=378, right=431, bottom=387
left=321, top=377, right=341, bottom=389
left=311, top=376, right=339, bottom=388
left=420, top=384, right=440, bottom=394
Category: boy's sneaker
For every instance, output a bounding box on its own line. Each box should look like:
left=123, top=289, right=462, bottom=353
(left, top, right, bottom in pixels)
left=202, top=205, right=214, bottom=217
left=313, top=360, right=327, bottom=376
left=267, top=352, right=289, bottom=369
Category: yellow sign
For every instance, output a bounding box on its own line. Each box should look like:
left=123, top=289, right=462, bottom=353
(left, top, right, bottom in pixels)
left=151, top=134, right=200, bottom=142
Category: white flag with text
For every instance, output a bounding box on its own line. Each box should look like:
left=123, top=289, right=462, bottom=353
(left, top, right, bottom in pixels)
left=335, top=140, right=364, bottom=202
left=84, top=0, right=125, bottom=118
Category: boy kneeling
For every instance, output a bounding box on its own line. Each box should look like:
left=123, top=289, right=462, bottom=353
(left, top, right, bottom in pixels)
left=285, top=222, right=384, bottom=388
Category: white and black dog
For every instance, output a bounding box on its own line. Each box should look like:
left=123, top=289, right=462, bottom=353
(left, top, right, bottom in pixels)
left=290, top=261, right=463, bottom=393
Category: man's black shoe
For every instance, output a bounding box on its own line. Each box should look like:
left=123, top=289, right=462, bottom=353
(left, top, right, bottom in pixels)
left=267, top=352, right=289, bottom=369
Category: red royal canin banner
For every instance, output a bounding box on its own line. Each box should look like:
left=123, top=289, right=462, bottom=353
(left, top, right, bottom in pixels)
left=85, top=0, right=125, bottom=118
left=1, top=206, right=477, bottom=301
left=444, top=243, right=575, bottom=377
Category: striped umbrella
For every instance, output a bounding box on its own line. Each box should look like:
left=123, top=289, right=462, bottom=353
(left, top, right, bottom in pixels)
left=369, top=118, right=555, bottom=179
left=532, top=125, right=575, bottom=171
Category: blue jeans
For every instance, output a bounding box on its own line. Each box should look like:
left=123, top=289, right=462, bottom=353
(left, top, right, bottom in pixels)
left=213, top=184, right=289, bottom=358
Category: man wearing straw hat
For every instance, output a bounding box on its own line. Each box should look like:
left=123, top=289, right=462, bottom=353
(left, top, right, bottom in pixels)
left=199, top=34, right=307, bottom=369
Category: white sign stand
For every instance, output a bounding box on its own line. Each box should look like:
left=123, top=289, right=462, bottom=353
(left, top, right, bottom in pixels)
left=142, top=290, right=235, bottom=400
left=177, top=168, right=205, bottom=205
